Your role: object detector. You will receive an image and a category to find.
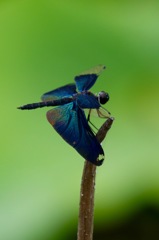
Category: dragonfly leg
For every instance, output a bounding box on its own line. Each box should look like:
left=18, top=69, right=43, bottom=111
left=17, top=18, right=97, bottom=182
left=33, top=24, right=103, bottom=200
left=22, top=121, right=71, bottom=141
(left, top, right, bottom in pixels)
left=97, top=106, right=111, bottom=118
left=87, top=109, right=91, bottom=122
left=87, top=109, right=99, bottom=133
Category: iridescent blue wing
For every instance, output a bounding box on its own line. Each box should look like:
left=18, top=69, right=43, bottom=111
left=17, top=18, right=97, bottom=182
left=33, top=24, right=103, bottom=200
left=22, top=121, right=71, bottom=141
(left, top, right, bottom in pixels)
left=41, top=83, right=77, bottom=101
left=74, top=65, right=106, bottom=92
left=46, top=103, right=104, bottom=166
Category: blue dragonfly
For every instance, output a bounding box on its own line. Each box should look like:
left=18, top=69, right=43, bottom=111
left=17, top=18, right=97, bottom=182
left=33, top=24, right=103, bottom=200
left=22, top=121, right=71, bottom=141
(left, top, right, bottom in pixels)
left=18, top=65, right=111, bottom=166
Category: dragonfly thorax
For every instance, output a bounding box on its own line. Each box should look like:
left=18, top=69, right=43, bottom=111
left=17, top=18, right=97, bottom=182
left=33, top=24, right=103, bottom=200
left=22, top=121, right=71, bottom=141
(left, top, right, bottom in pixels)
left=98, top=91, right=109, bottom=105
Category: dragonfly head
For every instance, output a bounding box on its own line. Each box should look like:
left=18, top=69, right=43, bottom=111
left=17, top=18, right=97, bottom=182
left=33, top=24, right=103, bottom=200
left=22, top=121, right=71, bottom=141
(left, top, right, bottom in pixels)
left=98, top=91, right=109, bottom=105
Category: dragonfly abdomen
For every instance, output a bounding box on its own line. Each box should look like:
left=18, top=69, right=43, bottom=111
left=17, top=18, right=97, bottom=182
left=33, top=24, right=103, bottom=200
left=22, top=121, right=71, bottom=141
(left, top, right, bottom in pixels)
left=17, top=97, right=73, bottom=110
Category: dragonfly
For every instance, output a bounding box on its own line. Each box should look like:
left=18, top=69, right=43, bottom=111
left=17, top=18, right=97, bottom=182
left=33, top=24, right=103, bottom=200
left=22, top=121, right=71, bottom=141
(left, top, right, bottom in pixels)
left=18, top=65, right=111, bottom=166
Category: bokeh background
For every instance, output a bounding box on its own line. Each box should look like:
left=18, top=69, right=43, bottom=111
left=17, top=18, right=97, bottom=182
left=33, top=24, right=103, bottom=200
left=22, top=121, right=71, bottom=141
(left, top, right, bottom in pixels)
left=0, top=0, right=159, bottom=239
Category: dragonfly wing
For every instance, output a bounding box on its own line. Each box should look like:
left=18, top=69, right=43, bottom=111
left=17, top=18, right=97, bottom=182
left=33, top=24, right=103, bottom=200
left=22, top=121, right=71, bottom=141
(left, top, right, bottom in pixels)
left=41, top=83, right=76, bottom=101
left=46, top=103, right=104, bottom=166
left=74, top=65, right=106, bottom=92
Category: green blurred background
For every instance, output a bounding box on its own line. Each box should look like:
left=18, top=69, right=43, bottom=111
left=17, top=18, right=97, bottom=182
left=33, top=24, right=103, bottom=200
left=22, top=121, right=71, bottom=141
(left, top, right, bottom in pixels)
left=0, top=0, right=159, bottom=239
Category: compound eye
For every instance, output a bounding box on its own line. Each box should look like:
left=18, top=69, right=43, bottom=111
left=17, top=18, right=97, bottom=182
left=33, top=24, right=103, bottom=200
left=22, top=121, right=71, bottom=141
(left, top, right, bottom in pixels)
left=98, top=91, right=109, bottom=104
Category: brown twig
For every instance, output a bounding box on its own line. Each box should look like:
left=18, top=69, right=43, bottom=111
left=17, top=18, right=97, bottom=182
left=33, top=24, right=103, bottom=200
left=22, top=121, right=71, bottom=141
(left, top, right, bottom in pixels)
left=77, top=117, right=114, bottom=240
